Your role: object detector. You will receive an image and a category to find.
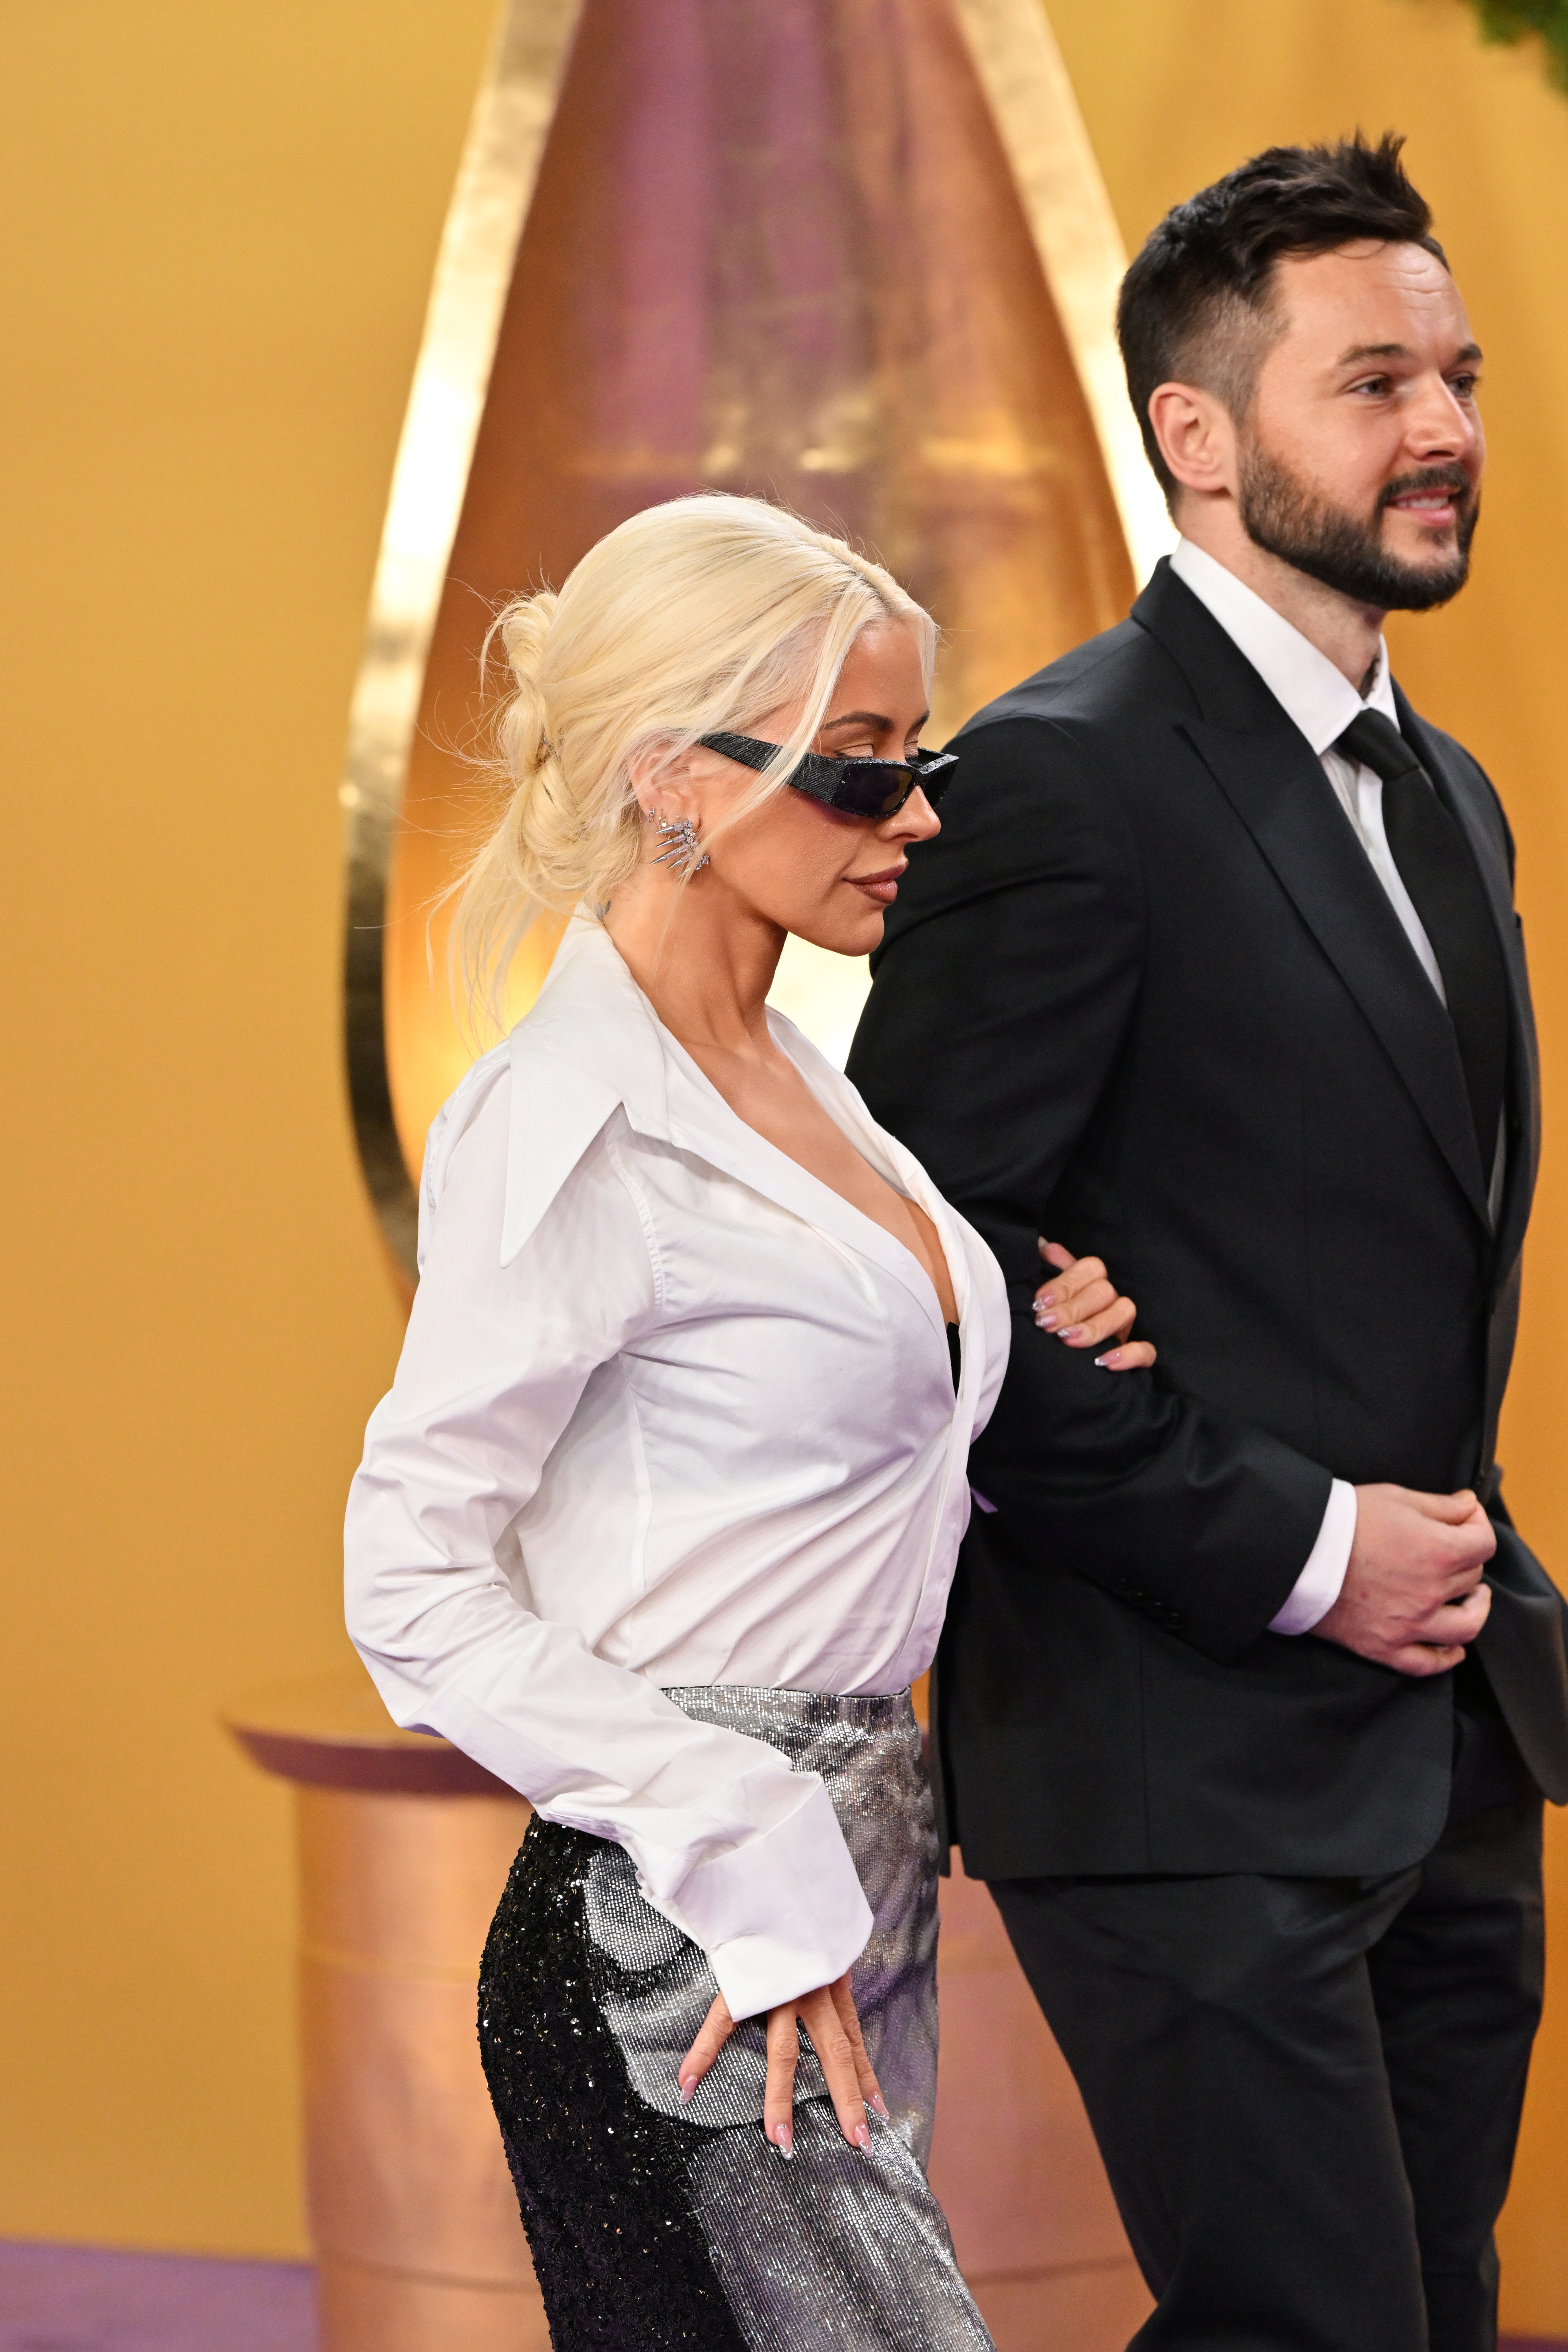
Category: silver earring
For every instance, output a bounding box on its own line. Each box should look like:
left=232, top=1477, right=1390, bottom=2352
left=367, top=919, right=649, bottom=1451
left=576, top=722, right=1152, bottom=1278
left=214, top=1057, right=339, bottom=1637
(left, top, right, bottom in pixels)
left=653, top=814, right=708, bottom=877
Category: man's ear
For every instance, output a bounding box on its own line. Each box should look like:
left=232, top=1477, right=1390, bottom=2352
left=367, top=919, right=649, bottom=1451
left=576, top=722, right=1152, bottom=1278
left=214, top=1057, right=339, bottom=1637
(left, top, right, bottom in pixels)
left=1147, top=381, right=1238, bottom=507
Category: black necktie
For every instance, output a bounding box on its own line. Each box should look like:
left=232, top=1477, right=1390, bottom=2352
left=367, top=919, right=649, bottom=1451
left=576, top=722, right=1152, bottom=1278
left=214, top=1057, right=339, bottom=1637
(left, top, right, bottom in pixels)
left=1334, top=707, right=1509, bottom=1177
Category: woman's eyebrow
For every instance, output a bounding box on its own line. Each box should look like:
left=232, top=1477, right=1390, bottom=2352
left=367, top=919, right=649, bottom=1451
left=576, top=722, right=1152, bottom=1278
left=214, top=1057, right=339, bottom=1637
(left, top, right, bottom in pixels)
left=821, top=708, right=930, bottom=730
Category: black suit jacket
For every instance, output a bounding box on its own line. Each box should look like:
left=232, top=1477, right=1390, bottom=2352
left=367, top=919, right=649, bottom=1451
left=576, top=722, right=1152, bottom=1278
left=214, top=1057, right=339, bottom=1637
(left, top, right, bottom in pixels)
left=848, top=560, right=1568, bottom=1879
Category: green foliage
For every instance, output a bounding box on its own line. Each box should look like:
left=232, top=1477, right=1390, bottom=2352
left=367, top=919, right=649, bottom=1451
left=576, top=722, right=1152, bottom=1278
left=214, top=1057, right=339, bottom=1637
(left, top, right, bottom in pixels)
left=1467, top=0, right=1568, bottom=86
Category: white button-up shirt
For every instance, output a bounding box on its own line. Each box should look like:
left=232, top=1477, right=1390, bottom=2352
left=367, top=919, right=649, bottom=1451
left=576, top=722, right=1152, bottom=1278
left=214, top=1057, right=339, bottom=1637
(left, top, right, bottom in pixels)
left=345, top=918, right=1009, bottom=2021
left=1169, top=537, right=1451, bottom=1631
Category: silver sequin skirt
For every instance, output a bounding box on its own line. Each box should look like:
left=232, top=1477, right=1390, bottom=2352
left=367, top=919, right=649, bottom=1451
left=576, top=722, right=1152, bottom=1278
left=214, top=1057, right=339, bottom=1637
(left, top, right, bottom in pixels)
left=478, top=1685, right=994, bottom=2350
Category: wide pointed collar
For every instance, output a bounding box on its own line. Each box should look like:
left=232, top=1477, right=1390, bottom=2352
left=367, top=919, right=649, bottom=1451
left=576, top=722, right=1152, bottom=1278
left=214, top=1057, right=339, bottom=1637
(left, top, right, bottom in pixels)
left=501, top=918, right=968, bottom=1344
left=501, top=918, right=671, bottom=1264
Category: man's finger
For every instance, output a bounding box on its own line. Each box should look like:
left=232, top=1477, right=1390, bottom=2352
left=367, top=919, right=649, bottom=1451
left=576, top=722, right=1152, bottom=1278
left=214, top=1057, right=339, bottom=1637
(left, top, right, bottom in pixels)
left=1385, top=1640, right=1467, bottom=1677
left=1421, top=1585, right=1492, bottom=1641
left=1404, top=1485, right=1487, bottom=1525
left=763, top=2004, right=800, bottom=2158
left=1430, top=1546, right=1490, bottom=1595
left=1435, top=1510, right=1496, bottom=1560
left=679, top=1993, right=735, bottom=2099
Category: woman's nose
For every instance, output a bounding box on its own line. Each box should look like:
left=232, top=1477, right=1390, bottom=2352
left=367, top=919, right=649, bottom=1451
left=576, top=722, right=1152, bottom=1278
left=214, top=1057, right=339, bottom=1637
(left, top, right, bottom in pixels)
left=888, top=787, right=941, bottom=845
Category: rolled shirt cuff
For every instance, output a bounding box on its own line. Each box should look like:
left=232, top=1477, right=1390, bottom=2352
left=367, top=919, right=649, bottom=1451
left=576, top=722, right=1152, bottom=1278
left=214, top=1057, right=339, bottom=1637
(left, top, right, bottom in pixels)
left=396, top=1662, right=873, bottom=2024
left=647, top=1776, right=874, bottom=2023
left=1269, top=1476, right=1356, bottom=1635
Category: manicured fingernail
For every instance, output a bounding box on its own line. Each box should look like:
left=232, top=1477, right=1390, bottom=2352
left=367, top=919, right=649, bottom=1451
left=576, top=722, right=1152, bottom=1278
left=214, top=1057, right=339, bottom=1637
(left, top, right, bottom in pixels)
left=870, top=2094, right=889, bottom=2121
left=1094, top=1351, right=1120, bottom=1369
left=1057, top=1325, right=1084, bottom=1342
left=1035, top=1310, right=1060, bottom=1331
left=853, top=2122, right=871, bottom=2151
left=773, top=2123, right=793, bottom=2160
left=678, top=2076, right=695, bottom=2105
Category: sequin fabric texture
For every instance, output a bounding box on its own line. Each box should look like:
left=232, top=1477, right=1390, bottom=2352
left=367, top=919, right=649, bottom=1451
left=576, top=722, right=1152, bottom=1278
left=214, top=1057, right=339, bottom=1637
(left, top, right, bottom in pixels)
left=478, top=1685, right=994, bottom=2351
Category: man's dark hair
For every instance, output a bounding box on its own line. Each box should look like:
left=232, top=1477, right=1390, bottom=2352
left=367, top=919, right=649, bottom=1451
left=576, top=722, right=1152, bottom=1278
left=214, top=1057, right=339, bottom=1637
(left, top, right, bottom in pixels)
left=1116, top=134, right=1447, bottom=507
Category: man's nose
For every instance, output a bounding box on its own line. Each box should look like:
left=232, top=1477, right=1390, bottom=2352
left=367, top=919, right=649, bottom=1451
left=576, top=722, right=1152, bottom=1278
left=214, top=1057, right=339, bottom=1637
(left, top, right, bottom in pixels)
left=1406, top=376, right=1480, bottom=462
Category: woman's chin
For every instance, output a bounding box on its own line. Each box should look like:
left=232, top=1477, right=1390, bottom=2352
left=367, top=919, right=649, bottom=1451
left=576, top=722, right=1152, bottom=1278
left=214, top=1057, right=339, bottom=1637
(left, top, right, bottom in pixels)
left=792, top=904, right=886, bottom=959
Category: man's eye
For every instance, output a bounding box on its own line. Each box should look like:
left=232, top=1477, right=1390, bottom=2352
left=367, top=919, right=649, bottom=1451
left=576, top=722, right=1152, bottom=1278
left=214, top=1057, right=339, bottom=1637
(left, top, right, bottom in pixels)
left=1350, top=376, right=1391, bottom=397
left=1449, top=373, right=1480, bottom=398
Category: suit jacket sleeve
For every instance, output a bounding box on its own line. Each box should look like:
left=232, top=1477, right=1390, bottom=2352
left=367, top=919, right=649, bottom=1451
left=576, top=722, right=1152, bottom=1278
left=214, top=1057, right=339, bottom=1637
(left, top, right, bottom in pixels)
left=847, top=716, right=1333, bottom=1664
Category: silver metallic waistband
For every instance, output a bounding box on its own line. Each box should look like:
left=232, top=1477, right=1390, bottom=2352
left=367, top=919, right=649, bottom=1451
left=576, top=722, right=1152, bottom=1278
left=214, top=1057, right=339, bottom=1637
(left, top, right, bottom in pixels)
left=660, top=1683, right=915, bottom=1737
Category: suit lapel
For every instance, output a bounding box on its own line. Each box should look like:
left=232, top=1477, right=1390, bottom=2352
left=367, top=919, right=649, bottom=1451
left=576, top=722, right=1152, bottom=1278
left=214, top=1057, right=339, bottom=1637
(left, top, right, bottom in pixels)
left=1394, top=689, right=1540, bottom=1276
left=1135, top=565, right=1490, bottom=1225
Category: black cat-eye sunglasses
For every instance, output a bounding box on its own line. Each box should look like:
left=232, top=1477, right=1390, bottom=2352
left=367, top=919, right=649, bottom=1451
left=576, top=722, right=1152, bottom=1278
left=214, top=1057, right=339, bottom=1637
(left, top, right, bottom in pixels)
left=698, top=731, right=958, bottom=820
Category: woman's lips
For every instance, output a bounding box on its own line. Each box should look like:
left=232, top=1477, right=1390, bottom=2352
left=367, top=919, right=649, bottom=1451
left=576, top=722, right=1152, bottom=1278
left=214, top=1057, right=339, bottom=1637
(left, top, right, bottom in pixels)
left=849, top=863, right=905, bottom=905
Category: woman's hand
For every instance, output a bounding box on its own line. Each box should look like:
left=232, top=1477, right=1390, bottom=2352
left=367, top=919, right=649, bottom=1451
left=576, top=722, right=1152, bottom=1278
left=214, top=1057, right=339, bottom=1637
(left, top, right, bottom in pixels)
left=679, top=1974, right=887, bottom=2159
left=1033, top=1239, right=1156, bottom=1372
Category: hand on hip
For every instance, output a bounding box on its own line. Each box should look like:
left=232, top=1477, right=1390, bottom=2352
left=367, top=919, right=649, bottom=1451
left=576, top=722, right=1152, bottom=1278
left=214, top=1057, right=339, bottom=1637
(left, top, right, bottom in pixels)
left=677, top=1974, right=887, bottom=2160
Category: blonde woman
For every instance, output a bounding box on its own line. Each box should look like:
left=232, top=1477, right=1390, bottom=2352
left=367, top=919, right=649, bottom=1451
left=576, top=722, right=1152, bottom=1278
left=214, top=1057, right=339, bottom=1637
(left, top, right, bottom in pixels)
left=344, top=496, right=1150, bottom=2348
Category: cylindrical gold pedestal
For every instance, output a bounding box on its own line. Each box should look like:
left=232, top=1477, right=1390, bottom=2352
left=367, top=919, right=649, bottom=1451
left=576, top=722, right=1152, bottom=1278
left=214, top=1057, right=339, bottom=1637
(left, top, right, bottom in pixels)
left=228, top=1674, right=548, bottom=2352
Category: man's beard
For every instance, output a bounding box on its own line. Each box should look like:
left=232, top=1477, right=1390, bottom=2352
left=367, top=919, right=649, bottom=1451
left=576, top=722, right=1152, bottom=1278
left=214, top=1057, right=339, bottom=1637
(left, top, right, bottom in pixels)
left=1237, top=442, right=1479, bottom=612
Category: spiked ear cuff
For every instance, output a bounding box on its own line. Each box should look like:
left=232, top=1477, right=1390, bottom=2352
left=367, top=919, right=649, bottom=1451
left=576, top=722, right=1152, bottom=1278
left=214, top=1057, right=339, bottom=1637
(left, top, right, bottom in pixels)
left=651, top=814, right=709, bottom=877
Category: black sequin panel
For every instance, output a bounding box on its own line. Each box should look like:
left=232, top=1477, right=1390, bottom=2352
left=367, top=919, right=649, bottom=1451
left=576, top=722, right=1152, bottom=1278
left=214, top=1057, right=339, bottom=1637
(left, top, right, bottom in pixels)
left=478, top=1813, right=750, bottom=2352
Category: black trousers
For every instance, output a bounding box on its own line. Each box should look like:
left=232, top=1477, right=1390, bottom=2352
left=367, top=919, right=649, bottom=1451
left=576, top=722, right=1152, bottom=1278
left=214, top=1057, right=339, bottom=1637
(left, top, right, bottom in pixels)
left=990, top=1692, right=1545, bottom=2352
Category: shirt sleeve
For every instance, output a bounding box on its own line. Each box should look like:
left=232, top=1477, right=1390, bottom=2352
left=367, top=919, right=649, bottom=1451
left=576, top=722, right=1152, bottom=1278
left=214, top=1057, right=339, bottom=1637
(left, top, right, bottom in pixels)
left=344, top=1069, right=872, bottom=2021
left=1267, top=1478, right=1356, bottom=1635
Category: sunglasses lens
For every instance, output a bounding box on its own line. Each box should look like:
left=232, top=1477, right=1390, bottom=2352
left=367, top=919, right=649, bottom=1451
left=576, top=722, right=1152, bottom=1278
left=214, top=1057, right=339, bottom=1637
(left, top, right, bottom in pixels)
left=834, top=762, right=916, bottom=818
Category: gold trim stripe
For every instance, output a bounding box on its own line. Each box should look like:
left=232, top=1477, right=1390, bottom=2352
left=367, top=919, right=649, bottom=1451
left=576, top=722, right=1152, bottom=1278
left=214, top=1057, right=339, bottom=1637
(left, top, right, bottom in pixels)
left=949, top=0, right=1176, bottom=585
left=341, top=0, right=585, bottom=1270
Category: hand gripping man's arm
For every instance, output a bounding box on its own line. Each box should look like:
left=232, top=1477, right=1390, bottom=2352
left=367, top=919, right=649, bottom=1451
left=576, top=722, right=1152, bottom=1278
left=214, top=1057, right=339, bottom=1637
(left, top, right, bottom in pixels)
left=847, top=718, right=1333, bottom=1663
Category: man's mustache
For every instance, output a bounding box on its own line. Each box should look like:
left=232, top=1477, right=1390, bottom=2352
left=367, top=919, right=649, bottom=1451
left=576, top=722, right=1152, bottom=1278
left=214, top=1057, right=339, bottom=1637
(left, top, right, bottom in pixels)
left=1377, top=466, right=1475, bottom=511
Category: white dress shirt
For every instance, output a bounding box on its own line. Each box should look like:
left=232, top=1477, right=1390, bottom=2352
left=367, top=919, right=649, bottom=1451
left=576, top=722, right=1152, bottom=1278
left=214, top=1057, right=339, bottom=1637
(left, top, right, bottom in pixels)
left=345, top=918, right=1010, bottom=2022
left=1169, top=537, right=1452, bottom=1633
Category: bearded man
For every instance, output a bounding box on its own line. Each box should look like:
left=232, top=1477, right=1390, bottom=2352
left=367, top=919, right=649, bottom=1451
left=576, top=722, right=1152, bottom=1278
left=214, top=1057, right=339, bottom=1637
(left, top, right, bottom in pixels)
left=849, top=135, right=1568, bottom=2352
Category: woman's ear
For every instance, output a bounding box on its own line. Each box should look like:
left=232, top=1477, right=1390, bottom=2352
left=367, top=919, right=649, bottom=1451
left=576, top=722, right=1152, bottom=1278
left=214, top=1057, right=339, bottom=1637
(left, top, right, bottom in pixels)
left=627, top=742, right=697, bottom=823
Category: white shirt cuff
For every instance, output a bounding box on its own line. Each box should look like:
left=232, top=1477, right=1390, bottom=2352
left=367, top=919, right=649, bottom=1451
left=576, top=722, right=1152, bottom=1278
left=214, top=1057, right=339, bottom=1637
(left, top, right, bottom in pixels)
left=662, top=1778, right=874, bottom=2022
left=1269, top=1478, right=1356, bottom=1635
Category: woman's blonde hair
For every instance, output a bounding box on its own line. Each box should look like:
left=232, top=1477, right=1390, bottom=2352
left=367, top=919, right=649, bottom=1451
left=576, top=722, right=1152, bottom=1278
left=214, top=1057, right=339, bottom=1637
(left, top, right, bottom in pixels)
left=449, top=494, right=935, bottom=1030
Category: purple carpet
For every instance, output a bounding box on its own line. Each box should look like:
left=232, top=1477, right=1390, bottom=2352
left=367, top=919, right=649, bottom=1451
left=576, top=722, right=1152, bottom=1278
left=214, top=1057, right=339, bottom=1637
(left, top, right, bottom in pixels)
left=0, top=2242, right=314, bottom=2352
left=0, top=2238, right=1561, bottom=2350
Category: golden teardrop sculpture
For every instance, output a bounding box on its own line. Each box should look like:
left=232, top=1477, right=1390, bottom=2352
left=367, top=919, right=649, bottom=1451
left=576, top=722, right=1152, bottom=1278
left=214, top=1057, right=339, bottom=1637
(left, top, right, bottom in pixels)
left=341, top=0, right=1171, bottom=1278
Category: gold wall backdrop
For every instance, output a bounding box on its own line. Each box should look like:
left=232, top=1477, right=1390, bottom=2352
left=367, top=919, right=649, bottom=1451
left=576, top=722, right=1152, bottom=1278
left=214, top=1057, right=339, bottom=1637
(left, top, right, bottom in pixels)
left=0, top=0, right=503, bottom=2257
left=3, top=0, right=1567, bottom=2319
